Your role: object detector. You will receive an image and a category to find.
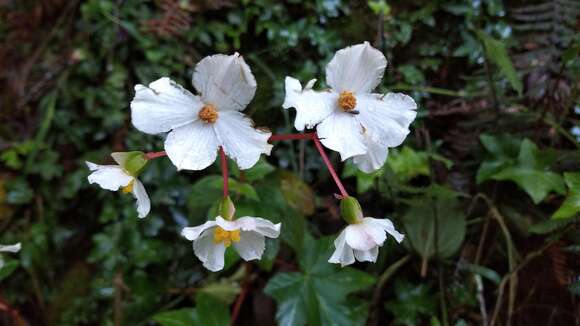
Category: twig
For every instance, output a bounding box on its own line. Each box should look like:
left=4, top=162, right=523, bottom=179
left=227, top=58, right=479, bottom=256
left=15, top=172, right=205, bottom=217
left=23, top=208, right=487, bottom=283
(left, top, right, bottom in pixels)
left=474, top=274, right=488, bottom=326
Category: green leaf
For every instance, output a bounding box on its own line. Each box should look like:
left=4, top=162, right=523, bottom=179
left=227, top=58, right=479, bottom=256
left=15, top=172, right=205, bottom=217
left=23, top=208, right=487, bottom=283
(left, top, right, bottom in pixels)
left=529, top=216, right=580, bottom=234
left=386, top=281, right=437, bottom=325
left=388, top=146, right=430, bottom=183
left=476, top=30, right=523, bottom=95
left=552, top=172, right=580, bottom=219
left=402, top=198, right=466, bottom=260
left=196, top=293, right=230, bottom=326
left=151, top=293, right=230, bottom=326
left=198, top=280, right=241, bottom=305
left=279, top=172, right=315, bottom=216
left=153, top=309, right=199, bottom=326
left=264, top=236, right=375, bottom=326
left=477, top=137, right=565, bottom=203
left=0, top=258, right=19, bottom=282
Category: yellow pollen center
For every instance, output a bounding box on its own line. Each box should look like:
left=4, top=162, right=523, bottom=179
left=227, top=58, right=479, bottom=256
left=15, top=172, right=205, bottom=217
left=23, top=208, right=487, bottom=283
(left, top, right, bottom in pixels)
left=199, top=104, right=219, bottom=123
left=338, top=91, right=357, bottom=112
left=213, top=227, right=240, bottom=247
left=121, top=179, right=134, bottom=193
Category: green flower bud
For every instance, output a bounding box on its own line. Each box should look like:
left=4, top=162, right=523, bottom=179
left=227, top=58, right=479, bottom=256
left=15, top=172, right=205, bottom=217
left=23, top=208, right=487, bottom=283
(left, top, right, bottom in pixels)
left=218, top=196, right=236, bottom=220
left=111, top=151, right=148, bottom=177
left=340, top=196, right=363, bottom=224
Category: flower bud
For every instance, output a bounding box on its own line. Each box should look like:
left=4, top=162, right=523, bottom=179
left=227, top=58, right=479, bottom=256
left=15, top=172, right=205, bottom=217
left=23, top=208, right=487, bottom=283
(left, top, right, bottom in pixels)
left=218, top=196, right=236, bottom=220
left=340, top=196, right=363, bottom=224
left=111, top=151, right=148, bottom=177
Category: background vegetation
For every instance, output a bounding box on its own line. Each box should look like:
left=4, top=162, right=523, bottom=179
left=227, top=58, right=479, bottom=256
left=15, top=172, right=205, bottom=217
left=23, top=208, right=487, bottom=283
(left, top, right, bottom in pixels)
left=0, top=0, right=579, bottom=325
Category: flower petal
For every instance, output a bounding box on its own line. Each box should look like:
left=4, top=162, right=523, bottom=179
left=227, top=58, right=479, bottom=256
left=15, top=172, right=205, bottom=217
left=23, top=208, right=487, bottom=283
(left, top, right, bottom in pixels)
left=131, top=77, right=203, bottom=134
left=282, top=77, right=337, bottom=131
left=352, top=134, right=388, bottom=173
left=357, top=93, right=417, bottom=147
left=353, top=246, right=378, bottom=263
left=181, top=221, right=217, bottom=241
left=365, top=217, right=405, bottom=243
left=233, top=231, right=266, bottom=261
left=214, top=111, right=272, bottom=170
left=165, top=121, right=219, bottom=170
left=131, top=179, right=150, bottom=218
left=192, top=53, right=256, bottom=111
left=316, top=111, right=366, bottom=160
left=328, top=230, right=355, bottom=267
left=325, top=42, right=387, bottom=93
left=223, top=216, right=281, bottom=238
left=344, top=221, right=386, bottom=251
left=86, top=162, right=133, bottom=191
left=0, top=243, right=21, bottom=253
left=193, top=231, right=226, bottom=272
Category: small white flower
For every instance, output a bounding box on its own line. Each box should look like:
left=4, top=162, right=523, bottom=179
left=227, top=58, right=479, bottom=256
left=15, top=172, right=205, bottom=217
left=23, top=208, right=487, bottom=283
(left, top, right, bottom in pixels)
left=283, top=42, right=417, bottom=173
left=131, top=53, right=272, bottom=171
left=182, top=216, right=281, bottom=272
left=329, top=217, right=404, bottom=267
left=0, top=243, right=21, bottom=253
left=86, top=154, right=150, bottom=218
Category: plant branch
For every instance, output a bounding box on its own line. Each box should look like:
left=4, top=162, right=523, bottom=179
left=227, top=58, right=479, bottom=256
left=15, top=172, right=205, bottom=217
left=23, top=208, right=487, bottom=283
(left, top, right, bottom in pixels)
left=312, top=133, right=349, bottom=198
left=144, top=151, right=166, bottom=160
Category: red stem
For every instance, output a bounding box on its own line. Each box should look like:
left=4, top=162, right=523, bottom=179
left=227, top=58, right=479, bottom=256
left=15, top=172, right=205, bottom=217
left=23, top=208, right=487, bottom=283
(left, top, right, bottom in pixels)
left=312, top=133, right=349, bottom=198
left=269, top=133, right=315, bottom=142
left=219, top=147, right=229, bottom=197
left=144, top=151, right=166, bottom=160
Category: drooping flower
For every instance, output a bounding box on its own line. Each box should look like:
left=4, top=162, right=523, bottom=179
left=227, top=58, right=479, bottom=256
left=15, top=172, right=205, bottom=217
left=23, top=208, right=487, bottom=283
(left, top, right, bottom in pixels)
left=131, top=53, right=272, bottom=171
left=86, top=152, right=150, bottom=218
left=182, top=216, right=281, bottom=272
left=328, top=197, right=404, bottom=267
left=283, top=42, right=417, bottom=173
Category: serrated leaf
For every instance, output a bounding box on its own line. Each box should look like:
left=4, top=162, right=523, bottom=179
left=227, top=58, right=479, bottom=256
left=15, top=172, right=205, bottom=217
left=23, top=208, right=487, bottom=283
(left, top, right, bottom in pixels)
left=264, top=236, right=375, bottom=326
left=476, top=30, right=523, bottom=95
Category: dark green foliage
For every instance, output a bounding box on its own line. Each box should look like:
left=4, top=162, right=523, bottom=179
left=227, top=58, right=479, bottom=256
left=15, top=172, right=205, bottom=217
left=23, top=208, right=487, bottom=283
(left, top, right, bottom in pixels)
left=0, top=0, right=579, bottom=325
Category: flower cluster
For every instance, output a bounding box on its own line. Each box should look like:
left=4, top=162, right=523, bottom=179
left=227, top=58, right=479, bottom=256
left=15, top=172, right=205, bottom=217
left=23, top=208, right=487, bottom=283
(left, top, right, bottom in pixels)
left=85, top=42, right=416, bottom=271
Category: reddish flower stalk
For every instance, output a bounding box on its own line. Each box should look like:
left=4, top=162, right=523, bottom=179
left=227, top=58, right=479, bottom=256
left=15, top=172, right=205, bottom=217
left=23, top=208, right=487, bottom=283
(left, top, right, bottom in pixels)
left=269, top=133, right=315, bottom=141
left=144, top=151, right=167, bottom=160
left=312, top=133, right=349, bottom=198
left=219, top=146, right=229, bottom=197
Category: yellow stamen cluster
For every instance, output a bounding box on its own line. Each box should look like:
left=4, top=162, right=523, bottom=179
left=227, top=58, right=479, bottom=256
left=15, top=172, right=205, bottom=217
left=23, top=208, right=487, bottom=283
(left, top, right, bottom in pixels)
left=213, top=227, right=240, bottom=247
left=121, top=179, right=135, bottom=193
left=199, top=104, right=219, bottom=123
left=338, top=91, right=357, bottom=112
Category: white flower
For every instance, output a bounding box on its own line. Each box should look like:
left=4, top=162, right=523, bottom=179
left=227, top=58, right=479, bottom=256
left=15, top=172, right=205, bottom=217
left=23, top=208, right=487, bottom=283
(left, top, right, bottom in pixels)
left=283, top=42, right=417, bottom=173
left=131, top=53, right=272, bottom=171
left=0, top=243, right=21, bottom=253
left=86, top=154, right=150, bottom=218
left=182, top=216, right=281, bottom=272
left=328, top=217, right=404, bottom=267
